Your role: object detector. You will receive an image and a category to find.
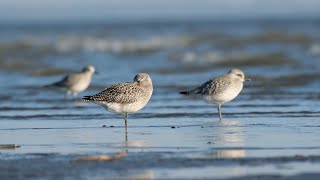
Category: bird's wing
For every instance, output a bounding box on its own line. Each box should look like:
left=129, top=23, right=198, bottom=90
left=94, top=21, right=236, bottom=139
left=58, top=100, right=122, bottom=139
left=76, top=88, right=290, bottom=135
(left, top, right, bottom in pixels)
left=193, top=76, right=231, bottom=95
left=62, top=73, right=83, bottom=87
left=91, top=82, right=143, bottom=104
left=180, top=80, right=213, bottom=95
left=192, top=80, right=216, bottom=95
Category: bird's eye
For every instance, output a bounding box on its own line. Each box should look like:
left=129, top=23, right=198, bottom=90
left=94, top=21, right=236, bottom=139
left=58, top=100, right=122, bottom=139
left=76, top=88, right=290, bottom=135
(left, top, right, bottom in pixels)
left=237, top=74, right=243, bottom=77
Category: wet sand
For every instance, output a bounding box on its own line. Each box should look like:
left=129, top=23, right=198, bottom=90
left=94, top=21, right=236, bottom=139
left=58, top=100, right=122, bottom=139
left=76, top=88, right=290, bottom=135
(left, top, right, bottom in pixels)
left=1, top=152, right=320, bottom=179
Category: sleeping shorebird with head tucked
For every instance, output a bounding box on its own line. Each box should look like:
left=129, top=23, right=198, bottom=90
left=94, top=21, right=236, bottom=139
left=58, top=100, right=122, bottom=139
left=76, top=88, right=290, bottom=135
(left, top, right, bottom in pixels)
left=83, top=73, right=153, bottom=138
left=180, top=69, right=250, bottom=120
left=45, top=65, right=96, bottom=97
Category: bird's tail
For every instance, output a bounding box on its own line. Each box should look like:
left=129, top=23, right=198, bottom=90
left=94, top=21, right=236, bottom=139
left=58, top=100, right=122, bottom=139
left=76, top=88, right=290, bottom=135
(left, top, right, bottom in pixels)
left=179, top=91, right=190, bottom=95
left=82, top=96, right=94, bottom=101
left=179, top=88, right=200, bottom=95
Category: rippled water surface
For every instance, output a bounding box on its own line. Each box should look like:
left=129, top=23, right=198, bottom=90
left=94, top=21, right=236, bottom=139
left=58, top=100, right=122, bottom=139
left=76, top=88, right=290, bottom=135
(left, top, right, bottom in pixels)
left=0, top=20, right=320, bottom=179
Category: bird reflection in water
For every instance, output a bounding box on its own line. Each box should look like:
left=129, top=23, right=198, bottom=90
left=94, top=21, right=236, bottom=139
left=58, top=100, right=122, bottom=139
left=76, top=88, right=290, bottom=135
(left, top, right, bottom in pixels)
left=211, top=149, right=246, bottom=158
left=206, top=119, right=246, bottom=158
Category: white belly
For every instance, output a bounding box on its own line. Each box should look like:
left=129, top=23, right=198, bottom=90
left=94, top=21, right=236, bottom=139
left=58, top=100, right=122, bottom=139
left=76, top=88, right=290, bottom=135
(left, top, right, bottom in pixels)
left=98, top=101, right=148, bottom=114
left=69, top=79, right=91, bottom=93
left=203, top=86, right=243, bottom=104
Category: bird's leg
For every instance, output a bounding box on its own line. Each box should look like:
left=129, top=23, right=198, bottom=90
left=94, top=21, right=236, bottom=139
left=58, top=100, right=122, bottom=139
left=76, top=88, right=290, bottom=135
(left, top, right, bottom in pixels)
left=124, top=113, right=128, bottom=129
left=218, top=104, right=222, bottom=120
left=124, top=113, right=128, bottom=143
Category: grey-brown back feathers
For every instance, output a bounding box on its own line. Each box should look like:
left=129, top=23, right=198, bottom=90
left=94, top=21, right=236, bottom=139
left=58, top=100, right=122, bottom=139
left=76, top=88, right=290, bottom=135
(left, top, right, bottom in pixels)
left=83, top=73, right=153, bottom=104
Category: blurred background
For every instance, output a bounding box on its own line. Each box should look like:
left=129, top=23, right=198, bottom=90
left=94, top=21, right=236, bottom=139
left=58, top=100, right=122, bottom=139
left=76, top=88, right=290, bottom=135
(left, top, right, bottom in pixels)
left=0, top=0, right=319, bottom=105
left=0, top=1, right=320, bottom=179
left=0, top=0, right=320, bottom=86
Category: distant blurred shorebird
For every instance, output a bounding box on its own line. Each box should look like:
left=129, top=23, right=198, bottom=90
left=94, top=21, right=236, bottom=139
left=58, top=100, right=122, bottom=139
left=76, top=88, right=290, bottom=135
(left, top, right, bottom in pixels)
left=44, top=65, right=96, bottom=97
left=83, top=73, right=153, bottom=140
left=180, top=69, right=250, bottom=120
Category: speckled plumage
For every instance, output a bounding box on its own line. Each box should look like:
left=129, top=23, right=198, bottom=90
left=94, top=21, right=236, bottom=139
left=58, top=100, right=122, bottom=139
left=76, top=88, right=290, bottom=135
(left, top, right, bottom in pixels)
left=180, top=69, right=249, bottom=120
left=87, top=83, right=147, bottom=104
left=83, top=73, right=153, bottom=114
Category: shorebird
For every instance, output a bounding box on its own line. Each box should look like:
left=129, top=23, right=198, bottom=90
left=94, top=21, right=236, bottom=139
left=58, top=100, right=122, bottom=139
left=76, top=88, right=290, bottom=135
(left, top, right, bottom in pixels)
left=44, top=65, right=96, bottom=97
left=180, top=69, right=250, bottom=120
left=83, top=73, right=153, bottom=139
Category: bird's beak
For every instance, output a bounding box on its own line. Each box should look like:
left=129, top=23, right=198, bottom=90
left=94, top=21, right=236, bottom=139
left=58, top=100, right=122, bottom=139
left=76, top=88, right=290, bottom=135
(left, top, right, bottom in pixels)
left=245, top=78, right=252, bottom=81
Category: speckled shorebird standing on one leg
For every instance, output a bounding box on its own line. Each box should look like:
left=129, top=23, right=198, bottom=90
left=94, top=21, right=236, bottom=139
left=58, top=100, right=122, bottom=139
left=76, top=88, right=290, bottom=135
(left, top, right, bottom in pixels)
left=180, top=69, right=250, bottom=120
left=44, top=65, right=96, bottom=98
left=82, top=73, right=153, bottom=141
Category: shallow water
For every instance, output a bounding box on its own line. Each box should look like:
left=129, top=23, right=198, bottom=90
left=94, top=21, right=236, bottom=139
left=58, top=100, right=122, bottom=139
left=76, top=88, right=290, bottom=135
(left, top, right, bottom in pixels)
left=0, top=20, right=320, bottom=179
